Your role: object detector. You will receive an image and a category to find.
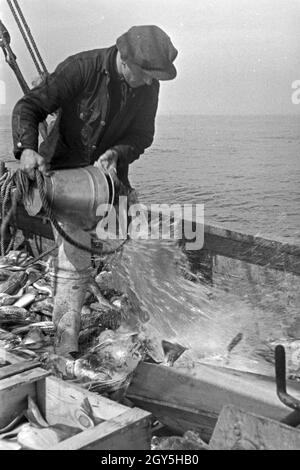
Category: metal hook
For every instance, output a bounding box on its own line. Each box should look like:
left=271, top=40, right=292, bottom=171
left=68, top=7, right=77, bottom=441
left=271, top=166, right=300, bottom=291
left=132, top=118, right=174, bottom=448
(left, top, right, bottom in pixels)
left=275, top=344, right=300, bottom=426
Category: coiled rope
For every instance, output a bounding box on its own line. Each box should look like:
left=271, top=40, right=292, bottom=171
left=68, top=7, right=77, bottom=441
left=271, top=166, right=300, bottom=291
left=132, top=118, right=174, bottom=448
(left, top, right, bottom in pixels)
left=0, top=169, right=128, bottom=258
left=0, top=169, right=29, bottom=255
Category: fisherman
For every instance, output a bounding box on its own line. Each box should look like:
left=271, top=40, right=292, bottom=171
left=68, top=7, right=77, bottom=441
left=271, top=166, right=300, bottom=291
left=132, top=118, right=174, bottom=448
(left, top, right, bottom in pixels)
left=12, top=24, right=178, bottom=187
left=11, top=25, right=178, bottom=357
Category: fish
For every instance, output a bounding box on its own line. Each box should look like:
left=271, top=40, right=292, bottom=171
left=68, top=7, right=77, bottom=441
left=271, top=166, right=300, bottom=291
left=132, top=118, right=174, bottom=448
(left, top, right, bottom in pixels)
left=0, top=414, right=25, bottom=435
left=161, top=340, right=187, bottom=367
left=79, top=329, right=146, bottom=391
left=17, top=423, right=81, bottom=450
left=0, top=272, right=28, bottom=296
left=29, top=298, right=53, bottom=317
left=94, top=271, right=121, bottom=299
left=82, top=304, right=122, bottom=331
left=0, top=269, right=12, bottom=282
left=111, top=298, right=122, bottom=310
left=25, top=267, right=45, bottom=286
left=42, top=329, right=146, bottom=393
left=0, top=327, right=21, bottom=348
left=0, top=439, right=22, bottom=450
left=80, top=307, right=101, bottom=330
left=227, top=332, right=243, bottom=354
left=11, top=322, right=54, bottom=336
left=0, top=306, right=30, bottom=326
left=25, top=396, right=49, bottom=428
left=13, top=293, right=36, bottom=309
left=78, top=327, right=103, bottom=354
left=89, top=304, right=123, bottom=330
left=151, top=431, right=210, bottom=451
left=0, top=251, right=33, bottom=270
left=32, top=280, right=52, bottom=296
left=87, top=279, right=115, bottom=309
left=21, top=327, right=49, bottom=350
left=0, top=294, right=22, bottom=307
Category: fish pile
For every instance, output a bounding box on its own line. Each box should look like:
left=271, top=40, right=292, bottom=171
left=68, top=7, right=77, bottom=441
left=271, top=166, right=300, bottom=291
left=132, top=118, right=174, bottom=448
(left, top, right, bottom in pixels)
left=0, top=249, right=187, bottom=396
left=41, top=329, right=148, bottom=394
left=0, top=251, right=131, bottom=343
left=151, top=430, right=210, bottom=451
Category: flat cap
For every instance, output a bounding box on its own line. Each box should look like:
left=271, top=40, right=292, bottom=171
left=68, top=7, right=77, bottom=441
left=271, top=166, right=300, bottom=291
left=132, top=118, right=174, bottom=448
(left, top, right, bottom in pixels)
left=116, top=25, right=178, bottom=81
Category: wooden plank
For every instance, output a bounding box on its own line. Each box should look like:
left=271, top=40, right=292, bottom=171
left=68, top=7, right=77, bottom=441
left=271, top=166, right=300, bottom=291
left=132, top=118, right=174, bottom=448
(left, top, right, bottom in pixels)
left=0, top=360, right=40, bottom=380
left=210, top=404, right=300, bottom=450
left=51, top=408, right=151, bottom=450
left=128, top=397, right=216, bottom=443
left=150, top=209, right=300, bottom=274
left=0, top=368, right=49, bottom=428
left=37, top=376, right=130, bottom=429
left=183, top=223, right=300, bottom=276
left=0, top=350, right=24, bottom=365
left=204, top=223, right=300, bottom=256
left=0, top=380, right=36, bottom=428
left=203, top=224, right=300, bottom=275
left=127, top=362, right=300, bottom=440
left=203, top=232, right=300, bottom=275
left=0, top=367, right=49, bottom=392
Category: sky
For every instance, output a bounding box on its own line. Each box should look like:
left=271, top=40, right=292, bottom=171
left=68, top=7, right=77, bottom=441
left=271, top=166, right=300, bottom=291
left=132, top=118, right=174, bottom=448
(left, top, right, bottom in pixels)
left=0, top=0, right=299, bottom=115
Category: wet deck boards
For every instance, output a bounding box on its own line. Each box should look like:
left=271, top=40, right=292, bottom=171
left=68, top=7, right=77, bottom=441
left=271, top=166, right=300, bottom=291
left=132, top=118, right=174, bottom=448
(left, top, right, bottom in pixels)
left=127, top=362, right=300, bottom=441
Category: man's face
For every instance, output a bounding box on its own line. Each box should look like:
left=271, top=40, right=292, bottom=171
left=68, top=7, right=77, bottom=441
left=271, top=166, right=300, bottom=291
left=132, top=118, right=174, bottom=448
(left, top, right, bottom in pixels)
left=121, top=61, right=154, bottom=88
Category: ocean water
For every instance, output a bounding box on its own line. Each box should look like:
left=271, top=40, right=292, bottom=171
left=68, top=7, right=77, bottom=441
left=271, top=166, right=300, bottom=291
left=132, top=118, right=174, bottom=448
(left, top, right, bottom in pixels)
left=1, top=113, right=299, bottom=242
left=131, top=114, right=300, bottom=243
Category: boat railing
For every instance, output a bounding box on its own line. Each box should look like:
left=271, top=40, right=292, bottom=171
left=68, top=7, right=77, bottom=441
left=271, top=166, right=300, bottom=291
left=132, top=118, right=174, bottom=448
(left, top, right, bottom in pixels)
left=3, top=162, right=299, bottom=278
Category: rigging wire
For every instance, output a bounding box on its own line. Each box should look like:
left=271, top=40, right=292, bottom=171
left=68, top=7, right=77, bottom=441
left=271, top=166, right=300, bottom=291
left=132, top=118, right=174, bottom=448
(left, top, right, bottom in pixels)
left=0, top=20, right=30, bottom=93
left=6, top=0, right=44, bottom=76
left=12, top=0, right=48, bottom=75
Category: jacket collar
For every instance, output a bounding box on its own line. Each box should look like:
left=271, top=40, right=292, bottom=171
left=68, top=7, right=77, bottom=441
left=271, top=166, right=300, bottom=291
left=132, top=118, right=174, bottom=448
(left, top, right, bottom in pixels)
left=99, top=45, right=118, bottom=76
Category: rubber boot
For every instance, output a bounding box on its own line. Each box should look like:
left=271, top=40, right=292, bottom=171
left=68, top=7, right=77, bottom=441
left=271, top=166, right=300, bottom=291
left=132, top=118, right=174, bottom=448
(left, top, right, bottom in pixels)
left=51, top=221, right=91, bottom=357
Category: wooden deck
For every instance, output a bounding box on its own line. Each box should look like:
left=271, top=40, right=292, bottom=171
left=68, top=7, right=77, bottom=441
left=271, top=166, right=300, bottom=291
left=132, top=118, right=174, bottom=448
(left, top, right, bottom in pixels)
left=127, top=362, right=300, bottom=441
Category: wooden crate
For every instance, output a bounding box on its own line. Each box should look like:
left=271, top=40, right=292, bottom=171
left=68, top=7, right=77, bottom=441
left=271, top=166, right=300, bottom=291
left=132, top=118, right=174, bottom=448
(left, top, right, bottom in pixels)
left=0, top=356, right=152, bottom=450
left=0, top=348, right=41, bottom=381
left=210, top=405, right=300, bottom=450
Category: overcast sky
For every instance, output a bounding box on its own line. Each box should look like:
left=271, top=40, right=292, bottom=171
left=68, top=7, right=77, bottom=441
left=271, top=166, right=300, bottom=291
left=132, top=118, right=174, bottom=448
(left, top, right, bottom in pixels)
left=0, top=0, right=299, bottom=115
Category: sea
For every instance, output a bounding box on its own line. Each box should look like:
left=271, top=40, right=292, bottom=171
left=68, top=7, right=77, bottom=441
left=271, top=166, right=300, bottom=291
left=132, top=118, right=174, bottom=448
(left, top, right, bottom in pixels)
left=1, top=113, right=299, bottom=243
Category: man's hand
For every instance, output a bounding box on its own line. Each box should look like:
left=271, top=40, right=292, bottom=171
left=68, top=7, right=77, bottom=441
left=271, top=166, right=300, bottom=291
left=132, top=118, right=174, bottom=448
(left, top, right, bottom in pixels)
left=94, top=149, right=118, bottom=173
left=20, top=149, right=49, bottom=179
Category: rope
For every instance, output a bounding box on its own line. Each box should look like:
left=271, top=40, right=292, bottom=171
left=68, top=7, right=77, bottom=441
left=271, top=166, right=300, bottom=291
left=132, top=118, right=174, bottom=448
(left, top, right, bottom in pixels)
left=0, top=171, right=20, bottom=255
left=12, top=0, right=48, bottom=74
left=7, top=0, right=44, bottom=76
left=0, top=169, right=128, bottom=258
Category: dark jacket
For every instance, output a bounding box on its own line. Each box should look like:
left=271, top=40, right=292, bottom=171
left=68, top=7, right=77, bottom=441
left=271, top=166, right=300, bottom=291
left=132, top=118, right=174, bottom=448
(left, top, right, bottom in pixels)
left=12, top=46, right=160, bottom=186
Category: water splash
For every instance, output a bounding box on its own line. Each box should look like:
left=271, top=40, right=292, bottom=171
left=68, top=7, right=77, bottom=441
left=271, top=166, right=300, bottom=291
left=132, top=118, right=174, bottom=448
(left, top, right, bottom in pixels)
left=103, top=235, right=300, bottom=376
left=105, top=239, right=249, bottom=366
